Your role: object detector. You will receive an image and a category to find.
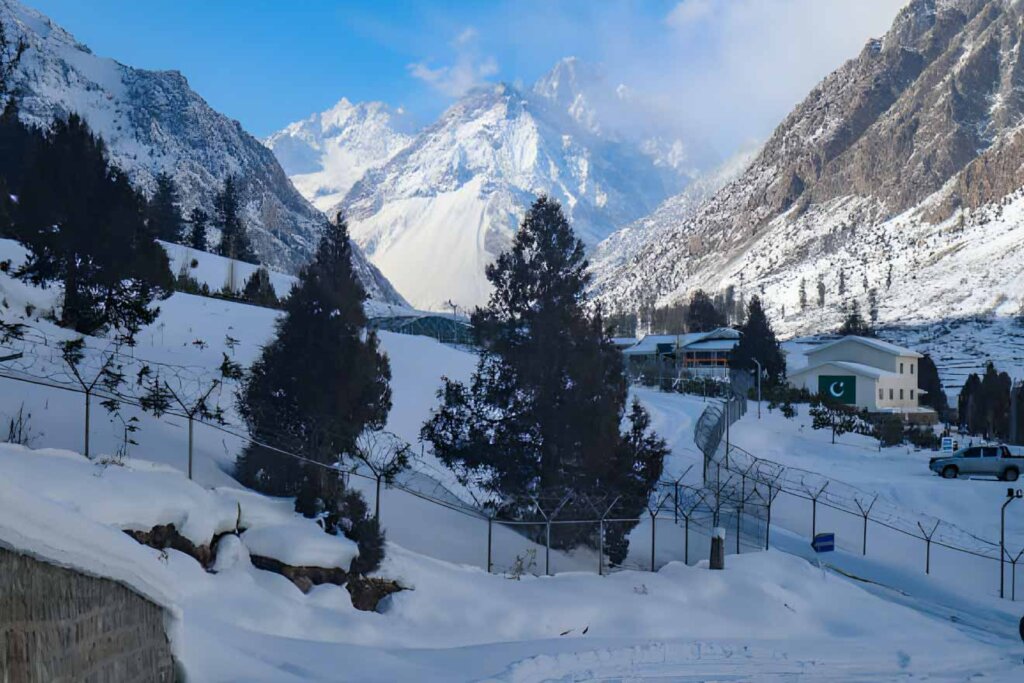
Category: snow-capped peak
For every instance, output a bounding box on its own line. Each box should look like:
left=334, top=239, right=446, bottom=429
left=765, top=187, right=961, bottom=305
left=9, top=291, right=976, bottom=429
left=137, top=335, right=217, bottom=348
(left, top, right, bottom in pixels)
left=264, top=98, right=414, bottom=212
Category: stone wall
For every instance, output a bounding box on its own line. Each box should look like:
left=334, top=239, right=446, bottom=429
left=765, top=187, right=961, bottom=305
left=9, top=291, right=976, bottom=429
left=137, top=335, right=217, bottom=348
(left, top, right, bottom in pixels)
left=0, top=547, right=175, bottom=682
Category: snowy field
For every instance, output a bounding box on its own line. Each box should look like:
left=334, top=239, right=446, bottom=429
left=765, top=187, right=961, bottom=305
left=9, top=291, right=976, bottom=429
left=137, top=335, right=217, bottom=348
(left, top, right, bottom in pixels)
left=3, top=444, right=1021, bottom=682
left=4, top=238, right=1024, bottom=679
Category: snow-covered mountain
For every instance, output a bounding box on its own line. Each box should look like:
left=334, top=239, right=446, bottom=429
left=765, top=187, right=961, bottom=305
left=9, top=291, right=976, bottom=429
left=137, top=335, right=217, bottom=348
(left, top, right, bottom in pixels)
left=588, top=144, right=759, bottom=299
left=0, top=0, right=405, bottom=305
left=264, top=98, right=413, bottom=213
left=591, top=0, right=1024, bottom=337
left=327, top=59, right=696, bottom=311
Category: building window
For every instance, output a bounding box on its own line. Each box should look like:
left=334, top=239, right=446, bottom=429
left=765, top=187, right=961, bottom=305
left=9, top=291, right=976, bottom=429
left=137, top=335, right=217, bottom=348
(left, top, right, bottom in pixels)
left=900, top=389, right=904, bottom=400
left=910, top=363, right=914, bottom=375
left=889, top=389, right=893, bottom=400
left=900, top=362, right=904, bottom=374
left=878, top=388, right=883, bottom=400
left=910, top=389, right=915, bottom=400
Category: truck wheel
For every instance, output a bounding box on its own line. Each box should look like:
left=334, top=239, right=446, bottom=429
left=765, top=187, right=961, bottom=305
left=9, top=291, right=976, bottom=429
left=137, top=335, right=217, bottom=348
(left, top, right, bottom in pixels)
left=1004, top=468, right=1019, bottom=482
left=942, top=466, right=959, bottom=479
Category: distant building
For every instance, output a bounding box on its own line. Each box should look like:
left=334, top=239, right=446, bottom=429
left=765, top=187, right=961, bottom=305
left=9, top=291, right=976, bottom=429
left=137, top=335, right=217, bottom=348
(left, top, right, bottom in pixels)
left=788, top=336, right=934, bottom=418
left=622, top=328, right=740, bottom=382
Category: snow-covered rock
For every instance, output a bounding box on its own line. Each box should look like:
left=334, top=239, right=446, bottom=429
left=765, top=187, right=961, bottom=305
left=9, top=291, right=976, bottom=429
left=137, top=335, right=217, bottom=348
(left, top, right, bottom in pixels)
left=241, top=523, right=359, bottom=570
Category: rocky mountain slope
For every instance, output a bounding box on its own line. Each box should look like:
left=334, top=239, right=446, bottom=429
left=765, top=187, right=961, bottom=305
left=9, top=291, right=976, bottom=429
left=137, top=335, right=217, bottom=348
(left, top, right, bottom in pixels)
left=0, top=0, right=405, bottom=305
left=273, top=58, right=700, bottom=311
left=592, top=0, right=1024, bottom=336
left=264, top=98, right=413, bottom=213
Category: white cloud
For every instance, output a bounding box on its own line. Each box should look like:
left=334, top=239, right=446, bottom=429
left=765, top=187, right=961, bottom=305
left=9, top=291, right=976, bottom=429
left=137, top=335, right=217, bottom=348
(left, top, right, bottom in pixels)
left=665, top=0, right=715, bottom=27
left=408, top=27, right=499, bottom=98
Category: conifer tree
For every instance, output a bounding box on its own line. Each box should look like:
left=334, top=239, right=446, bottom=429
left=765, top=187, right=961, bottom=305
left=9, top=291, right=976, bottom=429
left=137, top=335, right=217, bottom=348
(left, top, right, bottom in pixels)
left=838, top=269, right=846, bottom=296
left=147, top=172, right=184, bottom=243
left=817, top=275, right=826, bottom=307
left=215, top=176, right=256, bottom=263
left=187, top=207, right=208, bottom=251
left=684, top=289, right=725, bottom=332
left=11, top=115, right=172, bottom=339
left=838, top=301, right=874, bottom=337
left=730, top=295, right=785, bottom=386
left=422, top=197, right=667, bottom=560
left=237, top=214, right=390, bottom=572
left=918, top=354, right=948, bottom=415
left=241, top=266, right=279, bottom=308
left=799, top=278, right=807, bottom=311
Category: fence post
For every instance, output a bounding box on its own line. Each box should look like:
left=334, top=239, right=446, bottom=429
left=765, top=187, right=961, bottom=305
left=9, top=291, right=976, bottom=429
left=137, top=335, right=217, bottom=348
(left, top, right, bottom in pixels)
left=545, top=520, right=551, bottom=576
left=83, top=389, right=91, bottom=458
left=854, top=495, right=877, bottom=556
left=917, top=521, right=939, bottom=575
left=684, top=514, right=690, bottom=565
left=486, top=515, right=493, bottom=574
left=187, top=416, right=194, bottom=481
left=765, top=483, right=773, bottom=551
left=810, top=483, right=828, bottom=539
left=650, top=510, right=657, bottom=572
left=598, top=519, right=604, bottom=576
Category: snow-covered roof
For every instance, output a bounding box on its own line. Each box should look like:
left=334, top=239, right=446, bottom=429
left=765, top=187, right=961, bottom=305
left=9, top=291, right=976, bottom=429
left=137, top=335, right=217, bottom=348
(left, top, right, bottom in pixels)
left=805, top=335, right=921, bottom=359
left=685, top=339, right=738, bottom=352
left=623, top=328, right=739, bottom=356
left=790, top=360, right=899, bottom=380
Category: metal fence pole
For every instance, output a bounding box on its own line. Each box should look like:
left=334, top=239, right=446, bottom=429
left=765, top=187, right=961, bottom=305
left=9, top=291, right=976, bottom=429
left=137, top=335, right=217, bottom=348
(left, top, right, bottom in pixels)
left=487, top=515, right=493, bottom=573
left=545, top=520, right=551, bottom=576
left=187, top=416, right=194, bottom=480
left=765, top=484, right=772, bottom=551
left=598, top=519, right=604, bottom=576
left=83, top=389, right=91, bottom=458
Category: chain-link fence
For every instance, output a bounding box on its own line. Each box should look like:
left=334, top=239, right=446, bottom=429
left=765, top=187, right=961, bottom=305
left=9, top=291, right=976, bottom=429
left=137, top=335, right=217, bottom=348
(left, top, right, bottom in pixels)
left=0, top=326, right=770, bottom=578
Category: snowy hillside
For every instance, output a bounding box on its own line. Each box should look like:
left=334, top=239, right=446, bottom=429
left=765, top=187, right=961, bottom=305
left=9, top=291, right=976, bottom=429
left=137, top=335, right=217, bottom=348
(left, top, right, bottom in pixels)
left=4, top=231, right=1024, bottom=678
left=0, top=0, right=404, bottom=306
left=593, top=0, right=1024, bottom=344
left=279, top=58, right=696, bottom=311
left=264, top=99, right=413, bottom=213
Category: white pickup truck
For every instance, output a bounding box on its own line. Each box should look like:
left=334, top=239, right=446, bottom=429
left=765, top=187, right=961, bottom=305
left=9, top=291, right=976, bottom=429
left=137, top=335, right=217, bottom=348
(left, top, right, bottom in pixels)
left=929, top=445, right=1023, bottom=481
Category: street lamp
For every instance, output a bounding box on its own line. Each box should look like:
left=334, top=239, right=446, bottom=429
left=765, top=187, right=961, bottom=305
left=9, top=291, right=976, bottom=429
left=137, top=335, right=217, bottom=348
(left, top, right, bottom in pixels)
left=1001, top=487, right=1023, bottom=599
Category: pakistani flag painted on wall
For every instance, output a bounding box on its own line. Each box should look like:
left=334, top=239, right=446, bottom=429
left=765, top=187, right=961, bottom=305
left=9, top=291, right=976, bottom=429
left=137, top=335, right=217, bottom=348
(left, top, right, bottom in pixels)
left=819, top=375, right=856, bottom=405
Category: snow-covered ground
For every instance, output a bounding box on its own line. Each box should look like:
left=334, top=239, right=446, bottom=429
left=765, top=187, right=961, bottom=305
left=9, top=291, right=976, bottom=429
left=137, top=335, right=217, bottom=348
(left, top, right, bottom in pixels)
left=4, top=237, right=1024, bottom=679
left=3, top=444, right=1020, bottom=682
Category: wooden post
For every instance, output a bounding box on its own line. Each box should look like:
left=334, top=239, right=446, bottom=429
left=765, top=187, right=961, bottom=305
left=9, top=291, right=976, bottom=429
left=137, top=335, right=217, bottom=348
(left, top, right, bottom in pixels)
left=710, top=527, right=725, bottom=570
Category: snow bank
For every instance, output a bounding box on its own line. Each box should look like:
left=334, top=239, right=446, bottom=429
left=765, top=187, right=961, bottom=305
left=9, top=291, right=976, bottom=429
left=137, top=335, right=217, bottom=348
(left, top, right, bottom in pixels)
left=0, top=444, right=239, bottom=546
left=241, top=522, right=359, bottom=569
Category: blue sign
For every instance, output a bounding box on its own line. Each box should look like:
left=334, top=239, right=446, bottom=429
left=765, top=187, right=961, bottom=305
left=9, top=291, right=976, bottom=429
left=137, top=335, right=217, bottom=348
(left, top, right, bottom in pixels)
left=812, top=533, right=835, bottom=553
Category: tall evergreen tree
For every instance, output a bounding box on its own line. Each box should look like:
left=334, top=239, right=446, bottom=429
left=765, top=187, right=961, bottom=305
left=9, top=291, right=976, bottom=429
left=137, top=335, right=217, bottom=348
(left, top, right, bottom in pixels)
left=958, top=373, right=980, bottom=433
left=215, top=176, right=256, bottom=263
left=816, top=275, right=826, bottom=307
left=730, top=295, right=785, bottom=386
left=422, top=197, right=667, bottom=561
left=187, top=207, right=209, bottom=251
left=684, top=289, right=726, bottom=332
left=237, top=214, right=390, bottom=572
left=10, top=115, right=172, bottom=339
left=799, top=278, right=807, bottom=311
left=147, top=172, right=184, bottom=243
left=918, top=354, right=948, bottom=416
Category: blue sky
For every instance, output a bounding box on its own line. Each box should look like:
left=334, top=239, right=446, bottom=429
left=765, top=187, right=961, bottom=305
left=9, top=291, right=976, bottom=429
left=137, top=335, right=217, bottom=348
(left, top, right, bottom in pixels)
left=27, top=0, right=906, bottom=148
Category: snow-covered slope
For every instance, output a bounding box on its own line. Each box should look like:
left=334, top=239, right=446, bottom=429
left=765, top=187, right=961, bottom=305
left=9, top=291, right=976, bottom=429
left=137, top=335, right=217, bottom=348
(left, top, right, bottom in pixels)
left=0, top=0, right=404, bottom=305
left=589, top=144, right=759, bottom=295
left=593, top=0, right=1024, bottom=338
left=330, top=60, right=695, bottom=310
left=264, top=98, right=413, bottom=213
